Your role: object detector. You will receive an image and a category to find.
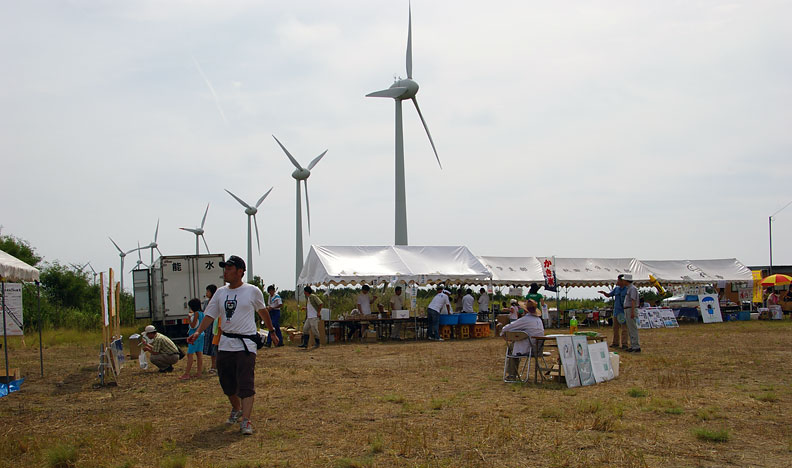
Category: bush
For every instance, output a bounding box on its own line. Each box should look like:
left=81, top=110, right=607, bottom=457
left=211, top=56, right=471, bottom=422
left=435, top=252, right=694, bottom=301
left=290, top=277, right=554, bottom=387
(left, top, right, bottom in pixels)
left=45, top=443, right=78, bottom=468
left=693, top=428, right=729, bottom=442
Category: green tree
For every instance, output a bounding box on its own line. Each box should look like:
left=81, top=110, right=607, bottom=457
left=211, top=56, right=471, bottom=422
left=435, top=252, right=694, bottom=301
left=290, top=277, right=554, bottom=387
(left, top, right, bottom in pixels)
left=0, top=233, right=42, bottom=267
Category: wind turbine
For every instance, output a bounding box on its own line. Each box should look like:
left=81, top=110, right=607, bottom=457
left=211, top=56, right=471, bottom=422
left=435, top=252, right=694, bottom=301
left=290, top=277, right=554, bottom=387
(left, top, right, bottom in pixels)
left=180, top=203, right=211, bottom=257
left=144, top=219, right=164, bottom=266
left=130, top=242, right=148, bottom=272
left=85, top=262, right=98, bottom=285
left=109, top=238, right=140, bottom=291
left=272, top=135, right=327, bottom=297
left=366, top=3, right=441, bottom=246
left=225, top=187, right=273, bottom=282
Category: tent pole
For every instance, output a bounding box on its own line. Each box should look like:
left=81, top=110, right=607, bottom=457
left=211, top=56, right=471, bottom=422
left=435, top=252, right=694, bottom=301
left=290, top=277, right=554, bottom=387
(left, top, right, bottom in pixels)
left=2, top=280, right=9, bottom=387
left=37, top=281, right=43, bottom=377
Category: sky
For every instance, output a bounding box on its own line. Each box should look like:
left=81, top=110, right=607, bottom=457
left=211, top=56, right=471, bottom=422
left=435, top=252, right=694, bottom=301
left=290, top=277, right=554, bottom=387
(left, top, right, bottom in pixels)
left=2, top=0, right=791, bottom=295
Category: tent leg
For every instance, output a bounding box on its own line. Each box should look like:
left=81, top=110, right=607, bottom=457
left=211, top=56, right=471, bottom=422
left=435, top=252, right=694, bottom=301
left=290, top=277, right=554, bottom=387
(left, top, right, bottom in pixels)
left=37, top=281, right=43, bottom=377
left=2, top=280, right=9, bottom=387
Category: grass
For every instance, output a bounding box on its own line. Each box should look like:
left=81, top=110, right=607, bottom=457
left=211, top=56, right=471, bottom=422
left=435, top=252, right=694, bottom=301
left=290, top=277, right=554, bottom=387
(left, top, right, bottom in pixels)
left=693, top=428, right=730, bottom=443
left=4, top=320, right=792, bottom=467
left=751, top=392, right=780, bottom=402
left=45, top=444, right=78, bottom=468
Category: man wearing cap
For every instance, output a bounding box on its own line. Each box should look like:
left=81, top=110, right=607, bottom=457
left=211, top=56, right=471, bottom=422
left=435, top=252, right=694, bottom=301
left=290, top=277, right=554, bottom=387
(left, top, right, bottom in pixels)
left=426, top=285, right=451, bottom=341
left=598, top=274, right=629, bottom=350
left=187, top=255, right=278, bottom=436
left=621, top=274, right=641, bottom=352
left=141, top=325, right=180, bottom=372
left=501, top=299, right=544, bottom=379
left=300, top=286, right=323, bottom=349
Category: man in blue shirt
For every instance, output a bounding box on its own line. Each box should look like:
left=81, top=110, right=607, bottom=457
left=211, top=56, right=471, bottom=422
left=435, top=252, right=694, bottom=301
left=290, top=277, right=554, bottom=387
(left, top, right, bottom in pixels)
left=598, top=274, right=629, bottom=350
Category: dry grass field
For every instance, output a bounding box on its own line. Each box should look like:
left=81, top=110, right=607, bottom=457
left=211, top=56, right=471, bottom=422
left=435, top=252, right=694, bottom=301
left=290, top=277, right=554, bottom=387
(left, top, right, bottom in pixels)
left=1, top=320, right=792, bottom=468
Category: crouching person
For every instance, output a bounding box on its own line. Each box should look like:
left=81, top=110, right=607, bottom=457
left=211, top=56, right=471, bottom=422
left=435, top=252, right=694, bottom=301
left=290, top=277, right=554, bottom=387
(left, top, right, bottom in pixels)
left=142, top=325, right=179, bottom=373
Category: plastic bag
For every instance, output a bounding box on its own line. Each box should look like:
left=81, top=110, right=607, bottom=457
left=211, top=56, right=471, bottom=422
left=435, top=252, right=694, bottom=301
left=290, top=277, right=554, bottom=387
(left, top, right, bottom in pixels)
left=139, top=352, right=148, bottom=370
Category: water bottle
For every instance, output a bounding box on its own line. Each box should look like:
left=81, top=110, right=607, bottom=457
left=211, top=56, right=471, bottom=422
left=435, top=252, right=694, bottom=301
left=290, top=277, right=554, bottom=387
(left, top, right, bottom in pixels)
left=569, top=315, right=578, bottom=334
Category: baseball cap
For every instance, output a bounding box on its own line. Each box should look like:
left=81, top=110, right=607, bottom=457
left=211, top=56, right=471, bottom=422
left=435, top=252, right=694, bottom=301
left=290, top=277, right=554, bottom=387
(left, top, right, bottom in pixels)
left=144, top=325, right=157, bottom=334
left=220, top=255, right=246, bottom=271
left=622, top=274, right=634, bottom=282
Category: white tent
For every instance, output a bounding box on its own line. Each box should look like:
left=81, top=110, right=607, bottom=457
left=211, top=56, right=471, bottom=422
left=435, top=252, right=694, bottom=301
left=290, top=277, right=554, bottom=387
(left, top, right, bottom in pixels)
left=477, top=256, right=544, bottom=286
left=638, top=258, right=752, bottom=284
left=298, top=245, right=491, bottom=286
left=552, top=257, right=651, bottom=287
left=0, top=250, right=40, bottom=282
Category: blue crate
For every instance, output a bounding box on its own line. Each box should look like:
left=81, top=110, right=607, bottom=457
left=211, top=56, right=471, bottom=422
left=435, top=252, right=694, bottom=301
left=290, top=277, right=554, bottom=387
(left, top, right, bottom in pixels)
left=738, top=311, right=750, bottom=321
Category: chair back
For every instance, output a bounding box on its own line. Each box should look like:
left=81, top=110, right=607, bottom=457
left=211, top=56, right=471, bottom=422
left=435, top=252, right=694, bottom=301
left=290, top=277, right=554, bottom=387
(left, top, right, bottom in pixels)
left=496, top=314, right=511, bottom=326
left=503, top=331, right=530, bottom=343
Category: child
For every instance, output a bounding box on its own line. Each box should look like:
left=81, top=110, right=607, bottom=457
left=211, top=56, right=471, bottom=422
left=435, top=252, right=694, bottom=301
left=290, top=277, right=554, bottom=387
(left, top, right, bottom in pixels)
left=180, top=298, right=204, bottom=380
left=203, top=284, right=219, bottom=374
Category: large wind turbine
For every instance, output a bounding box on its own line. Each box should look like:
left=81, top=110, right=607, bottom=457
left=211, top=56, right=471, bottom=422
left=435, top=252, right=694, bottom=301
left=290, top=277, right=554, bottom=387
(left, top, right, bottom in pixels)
left=109, top=238, right=140, bottom=290
left=180, top=203, right=211, bottom=257
left=144, top=219, right=163, bottom=266
left=225, top=188, right=273, bottom=282
left=130, top=242, right=148, bottom=272
left=272, top=135, right=327, bottom=296
left=366, top=3, right=441, bottom=246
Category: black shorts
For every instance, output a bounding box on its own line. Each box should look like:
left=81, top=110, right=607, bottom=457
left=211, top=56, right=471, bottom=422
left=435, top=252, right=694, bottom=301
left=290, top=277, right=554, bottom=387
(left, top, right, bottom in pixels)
left=216, top=350, right=256, bottom=399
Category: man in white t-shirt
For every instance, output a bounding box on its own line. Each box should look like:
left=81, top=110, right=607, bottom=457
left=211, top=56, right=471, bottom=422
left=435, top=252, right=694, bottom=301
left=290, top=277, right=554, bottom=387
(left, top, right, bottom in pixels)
left=356, top=285, right=377, bottom=315
left=462, top=289, right=475, bottom=313
left=478, top=288, right=490, bottom=318
left=188, top=255, right=278, bottom=436
left=390, top=286, right=405, bottom=340
left=426, top=285, right=451, bottom=341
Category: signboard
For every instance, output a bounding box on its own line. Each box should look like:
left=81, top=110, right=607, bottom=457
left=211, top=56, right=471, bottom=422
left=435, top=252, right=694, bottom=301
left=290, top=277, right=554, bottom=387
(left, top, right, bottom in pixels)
left=637, top=309, right=652, bottom=329
left=588, top=342, right=614, bottom=383
left=0, top=283, right=24, bottom=336
left=508, top=287, right=522, bottom=296
left=541, top=257, right=557, bottom=292
left=751, top=270, right=763, bottom=303
left=554, top=335, right=581, bottom=388
left=699, top=294, right=723, bottom=323
left=572, top=335, right=596, bottom=386
left=658, top=308, right=679, bottom=327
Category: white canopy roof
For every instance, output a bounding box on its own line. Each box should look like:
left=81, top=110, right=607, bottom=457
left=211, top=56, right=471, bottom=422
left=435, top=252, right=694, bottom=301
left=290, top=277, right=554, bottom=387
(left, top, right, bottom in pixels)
left=553, top=258, right=651, bottom=287
left=639, top=258, right=752, bottom=284
left=298, top=245, right=491, bottom=286
left=0, top=249, right=40, bottom=282
left=477, top=256, right=544, bottom=286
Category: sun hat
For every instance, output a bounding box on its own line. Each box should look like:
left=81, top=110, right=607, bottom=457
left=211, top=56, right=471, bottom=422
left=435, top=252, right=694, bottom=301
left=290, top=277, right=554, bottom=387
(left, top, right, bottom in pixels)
left=144, top=325, right=157, bottom=334
left=622, top=274, right=634, bottom=282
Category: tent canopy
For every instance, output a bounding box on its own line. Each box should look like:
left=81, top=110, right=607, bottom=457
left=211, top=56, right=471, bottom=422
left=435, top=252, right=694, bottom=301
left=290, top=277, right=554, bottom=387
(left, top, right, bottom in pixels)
left=298, top=245, right=490, bottom=286
left=639, top=258, right=752, bottom=284
left=478, top=256, right=544, bottom=286
left=0, top=249, right=40, bottom=282
left=553, top=258, right=651, bottom=287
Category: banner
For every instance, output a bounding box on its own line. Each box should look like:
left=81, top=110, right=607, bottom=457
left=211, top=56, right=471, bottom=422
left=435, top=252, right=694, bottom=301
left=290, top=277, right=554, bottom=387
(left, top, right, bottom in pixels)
left=751, top=270, right=763, bottom=303
left=100, top=273, right=109, bottom=327
left=0, top=283, right=24, bottom=336
left=541, top=257, right=558, bottom=292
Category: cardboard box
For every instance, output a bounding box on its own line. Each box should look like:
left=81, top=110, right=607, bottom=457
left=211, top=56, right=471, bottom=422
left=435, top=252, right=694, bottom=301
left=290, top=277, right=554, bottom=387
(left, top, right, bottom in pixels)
left=364, top=330, right=377, bottom=343
left=128, top=336, right=142, bottom=359
left=393, top=309, right=409, bottom=319
left=0, top=367, right=21, bottom=384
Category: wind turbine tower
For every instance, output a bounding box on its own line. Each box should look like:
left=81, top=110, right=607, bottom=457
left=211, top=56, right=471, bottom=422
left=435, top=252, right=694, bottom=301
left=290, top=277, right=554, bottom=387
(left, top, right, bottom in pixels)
left=272, top=135, right=327, bottom=297
left=225, top=188, right=273, bottom=282
left=367, top=3, right=442, bottom=245
left=109, top=237, right=139, bottom=291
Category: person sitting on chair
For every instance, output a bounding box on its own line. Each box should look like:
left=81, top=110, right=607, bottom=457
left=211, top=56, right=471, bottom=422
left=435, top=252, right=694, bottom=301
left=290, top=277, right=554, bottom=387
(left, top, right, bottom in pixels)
left=501, top=300, right=544, bottom=379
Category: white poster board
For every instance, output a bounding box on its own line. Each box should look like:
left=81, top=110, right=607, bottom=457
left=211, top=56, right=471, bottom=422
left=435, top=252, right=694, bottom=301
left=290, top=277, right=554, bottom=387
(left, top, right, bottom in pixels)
left=573, top=335, right=596, bottom=386
left=588, top=341, right=614, bottom=383
left=658, top=308, right=679, bottom=327
left=554, top=335, right=581, bottom=388
left=648, top=309, right=665, bottom=328
left=0, top=283, right=24, bottom=336
left=699, top=294, right=722, bottom=323
left=637, top=309, right=652, bottom=329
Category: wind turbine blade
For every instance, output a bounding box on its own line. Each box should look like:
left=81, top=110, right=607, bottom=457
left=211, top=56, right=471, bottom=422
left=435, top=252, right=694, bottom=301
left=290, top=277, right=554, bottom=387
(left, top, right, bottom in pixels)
left=366, top=87, right=408, bottom=98
left=411, top=97, right=442, bottom=169
left=202, top=235, right=210, bottom=254
left=154, top=219, right=159, bottom=243
left=225, top=189, right=253, bottom=209
left=255, top=187, right=274, bottom=208
left=180, top=227, right=201, bottom=234
left=156, top=247, right=163, bottom=257
left=109, top=237, right=123, bottom=254
left=137, top=242, right=143, bottom=262
left=406, top=2, right=413, bottom=79
left=253, top=215, right=261, bottom=254
left=307, top=150, right=328, bottom=170
left=304, top=180, right=311, bottom=235
left=272, top=135, right=303, bottom=170
left=201, top=203, right=210, bottom=229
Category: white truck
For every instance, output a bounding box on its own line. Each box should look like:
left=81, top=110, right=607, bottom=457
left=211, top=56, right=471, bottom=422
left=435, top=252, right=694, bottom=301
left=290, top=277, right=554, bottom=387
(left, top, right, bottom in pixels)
left=133, top=254, right=225, bottom=339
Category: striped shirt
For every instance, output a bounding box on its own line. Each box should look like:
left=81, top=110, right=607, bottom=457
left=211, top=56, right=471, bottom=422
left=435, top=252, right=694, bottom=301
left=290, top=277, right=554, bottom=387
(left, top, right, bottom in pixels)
left=150, top=334, right=178, bottom=355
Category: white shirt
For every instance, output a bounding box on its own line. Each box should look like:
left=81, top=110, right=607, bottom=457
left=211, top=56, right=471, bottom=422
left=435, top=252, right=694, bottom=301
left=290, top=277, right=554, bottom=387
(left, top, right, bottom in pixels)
left=390, top=294, right=404, bottom=311
left=501, top=314, right=545, bottom=355
left=306, top=296, right=319, bottom=319
left=623, top=284, right=639, bottom=309
left=462, top=294, right=475, bottom=313
left=508, top=305, right=520, bottom=320
left=478, top=293, right=490, bottom=311
left=428, top=292, right=451, bottom=314
left=204, top=283, right=265, bottom=353
left=357, top=293, right=372, bottom=315
left=269, top=294, right=282, bottom=309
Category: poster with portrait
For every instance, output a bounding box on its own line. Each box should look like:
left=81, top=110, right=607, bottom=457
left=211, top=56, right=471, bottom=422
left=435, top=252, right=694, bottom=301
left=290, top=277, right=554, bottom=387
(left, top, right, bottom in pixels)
left=554, top=335, right=581, bottom=388
left=698, top=294, right=723, bottom=323
left=573, top=335, right=596, bottom=386
left=588, top=341, right=614, bottom=383
left=0, top=283, right=24, bottom=336
left=658, top=308, right=679, bottom=327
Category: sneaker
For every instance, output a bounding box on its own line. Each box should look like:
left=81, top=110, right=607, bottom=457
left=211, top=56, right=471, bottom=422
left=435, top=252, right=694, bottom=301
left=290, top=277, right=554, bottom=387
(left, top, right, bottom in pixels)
left=226, top=409, right=243, bottom=425
left=630, top=348, right=641, bottom=353
left=239, top=419, right=253, bottom=435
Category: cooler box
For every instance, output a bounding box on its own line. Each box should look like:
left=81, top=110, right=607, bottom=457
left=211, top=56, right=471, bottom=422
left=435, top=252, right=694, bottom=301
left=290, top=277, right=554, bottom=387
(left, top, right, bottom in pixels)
left=128, top=334, right=142, bottom=359
left=393, top=310, right=409, bottom=319
left=320, top=308, right=331, bottom=321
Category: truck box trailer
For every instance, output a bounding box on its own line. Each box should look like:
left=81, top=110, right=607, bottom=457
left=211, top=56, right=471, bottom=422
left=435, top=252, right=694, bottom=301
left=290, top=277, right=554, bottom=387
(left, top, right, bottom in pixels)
left=133, top=254, right=225, bottom=339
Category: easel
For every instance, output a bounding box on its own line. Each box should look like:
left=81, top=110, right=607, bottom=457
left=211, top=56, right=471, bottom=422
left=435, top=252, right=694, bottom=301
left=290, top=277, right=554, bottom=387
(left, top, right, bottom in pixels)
left=98, top=270, right=122, bottom=386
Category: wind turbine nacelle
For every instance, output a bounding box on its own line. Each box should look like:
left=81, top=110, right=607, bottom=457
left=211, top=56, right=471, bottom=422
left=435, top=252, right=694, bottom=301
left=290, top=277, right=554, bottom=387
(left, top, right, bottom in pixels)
left=292, top=168, right=311, bottom=180
left=393, top=79, right=419, bottom=99
left=245, top=207, right=257, bottom=216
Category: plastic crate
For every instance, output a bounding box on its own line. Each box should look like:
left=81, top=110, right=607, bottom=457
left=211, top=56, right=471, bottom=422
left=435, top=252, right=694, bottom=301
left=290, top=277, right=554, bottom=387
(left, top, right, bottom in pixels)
left=738, top=311, right=750, bottom=321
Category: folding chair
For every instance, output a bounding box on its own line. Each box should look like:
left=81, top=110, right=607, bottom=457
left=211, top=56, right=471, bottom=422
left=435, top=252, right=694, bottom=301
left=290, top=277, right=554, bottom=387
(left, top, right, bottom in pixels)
left=503, top=331, right=532, bottom=383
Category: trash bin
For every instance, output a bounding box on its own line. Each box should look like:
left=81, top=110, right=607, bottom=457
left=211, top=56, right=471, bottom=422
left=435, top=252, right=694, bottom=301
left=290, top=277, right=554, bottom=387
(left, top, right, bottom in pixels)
left=128, top=334, right=141, bottom=359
